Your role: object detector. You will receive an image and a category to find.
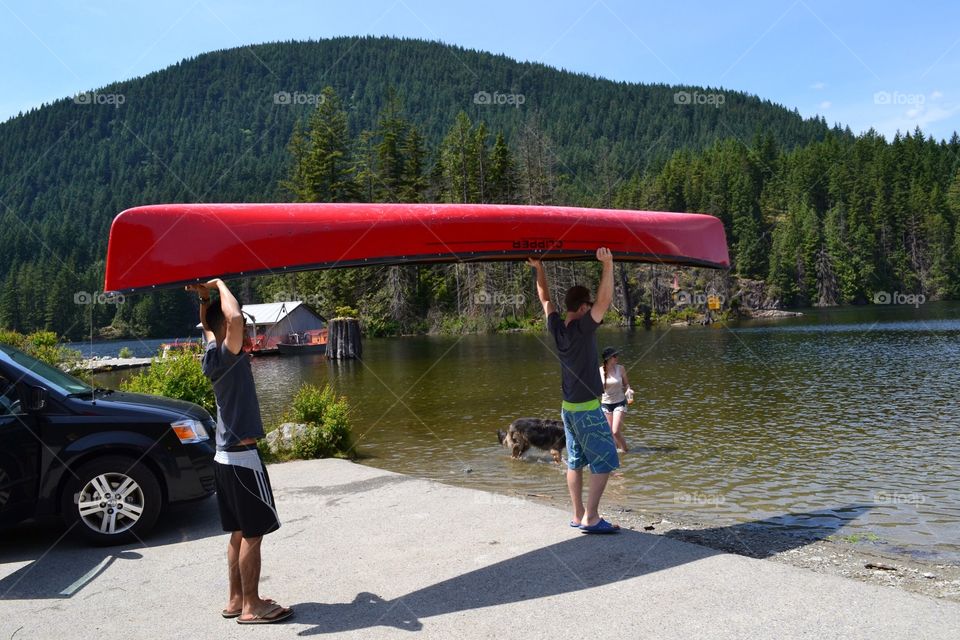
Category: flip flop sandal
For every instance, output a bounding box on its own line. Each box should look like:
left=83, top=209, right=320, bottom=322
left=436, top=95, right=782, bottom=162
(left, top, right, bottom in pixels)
left=580, top=518, right=620, bottom=534
left=236, top=604, right=294, bottom=625
left=222, top=598, right=276, bottom=619
left=569, top=520, right=583, bottom=528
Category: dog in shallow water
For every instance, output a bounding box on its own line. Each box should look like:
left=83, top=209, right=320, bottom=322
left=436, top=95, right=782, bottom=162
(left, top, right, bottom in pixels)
left=497, top=418, right=566, bottom=464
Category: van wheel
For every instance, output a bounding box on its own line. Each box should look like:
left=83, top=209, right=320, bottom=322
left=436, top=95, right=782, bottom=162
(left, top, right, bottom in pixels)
left=62, top=456, right=162, bottom=545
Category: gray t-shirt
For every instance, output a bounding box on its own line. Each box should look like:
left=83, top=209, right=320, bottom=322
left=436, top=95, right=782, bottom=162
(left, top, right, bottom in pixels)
left=202, top=340, right=264, bottom=450
left=547, top=311, right=603, bottom=403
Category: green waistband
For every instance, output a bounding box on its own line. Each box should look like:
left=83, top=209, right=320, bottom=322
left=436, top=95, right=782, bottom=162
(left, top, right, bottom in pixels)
left=561, top=398, right=601, bottom=412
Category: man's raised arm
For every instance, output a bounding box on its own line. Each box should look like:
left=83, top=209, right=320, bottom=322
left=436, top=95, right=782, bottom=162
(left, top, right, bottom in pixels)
left=527, top=257, right=556, bottom=318
left=590, top=247, right=614, bottom=324
left=212, top=279, right=245, bottom=355
left=185, top=284, right=215, bottom=343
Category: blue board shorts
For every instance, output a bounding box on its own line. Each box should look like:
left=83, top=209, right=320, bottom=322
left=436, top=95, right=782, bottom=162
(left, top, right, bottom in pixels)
left=561, top=399, right=620, bottom=474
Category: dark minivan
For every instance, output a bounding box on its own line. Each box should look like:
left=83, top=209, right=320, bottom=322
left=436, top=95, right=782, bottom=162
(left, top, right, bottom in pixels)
left=0, top=343, right=215, bottom=544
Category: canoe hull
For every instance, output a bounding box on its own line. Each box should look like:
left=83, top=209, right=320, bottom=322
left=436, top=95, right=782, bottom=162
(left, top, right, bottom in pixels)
left=103, top=203, right=730, bottom=293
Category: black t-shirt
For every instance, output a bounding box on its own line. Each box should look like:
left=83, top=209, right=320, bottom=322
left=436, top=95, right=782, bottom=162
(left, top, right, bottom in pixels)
left=202, top=341, right=265, bottom=450
left=547, top=311, right=603, bottom=403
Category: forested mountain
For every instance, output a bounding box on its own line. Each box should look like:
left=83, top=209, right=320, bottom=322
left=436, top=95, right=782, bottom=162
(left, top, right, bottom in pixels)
left=0, top=36, right=954, bottom=340
left=617, top=129, right=960, bottom=306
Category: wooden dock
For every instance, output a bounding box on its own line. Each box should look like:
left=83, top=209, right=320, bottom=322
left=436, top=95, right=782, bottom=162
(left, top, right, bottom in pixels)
left=78, top=356, right=153, bottom=373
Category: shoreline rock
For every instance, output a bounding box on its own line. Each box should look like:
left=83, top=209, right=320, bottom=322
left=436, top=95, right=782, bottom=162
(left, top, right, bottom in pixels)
left=741, top=308, right=804, bottom=319
left=265, top=422, right=309, bottom=454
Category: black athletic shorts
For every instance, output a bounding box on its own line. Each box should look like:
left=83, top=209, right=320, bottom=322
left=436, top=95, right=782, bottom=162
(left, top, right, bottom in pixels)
left=214, top=446, right=280, bottom=538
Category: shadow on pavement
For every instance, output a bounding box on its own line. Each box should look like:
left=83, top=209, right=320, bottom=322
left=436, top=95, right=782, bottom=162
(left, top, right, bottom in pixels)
left=0, top=474, right=420, bottom=601
left=665, top=504, right=874, bottom=558
left=0, top=496, right=221, bottom=600
left=294, top=504, right=871, bottom=635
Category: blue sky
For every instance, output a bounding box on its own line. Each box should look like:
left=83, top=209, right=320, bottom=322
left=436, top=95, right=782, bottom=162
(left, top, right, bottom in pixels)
left=1, top=0, right=958, bottom=139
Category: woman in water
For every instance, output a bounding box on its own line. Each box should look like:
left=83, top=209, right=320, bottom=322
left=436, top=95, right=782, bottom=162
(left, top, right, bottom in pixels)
left=600, top=347, right=632, bottom=453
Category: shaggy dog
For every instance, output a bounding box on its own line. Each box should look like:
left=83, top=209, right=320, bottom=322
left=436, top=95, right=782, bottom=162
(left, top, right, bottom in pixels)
left=497, top=418, right=566, bottom=464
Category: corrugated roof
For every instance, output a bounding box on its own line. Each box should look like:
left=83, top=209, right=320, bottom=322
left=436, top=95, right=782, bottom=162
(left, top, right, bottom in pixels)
left=240, top=301, right=303, bottom=325
left=196, top=301, right=322, bottom=328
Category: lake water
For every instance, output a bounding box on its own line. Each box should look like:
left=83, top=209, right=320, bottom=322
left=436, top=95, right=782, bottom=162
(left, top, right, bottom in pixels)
left=93, top=303, right=960, bottom=562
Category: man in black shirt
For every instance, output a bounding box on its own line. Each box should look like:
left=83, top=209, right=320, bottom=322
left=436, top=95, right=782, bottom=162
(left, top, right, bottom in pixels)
left=189, top=278, right=293, bottom=624
left=529, top=249, right=620, bottom=534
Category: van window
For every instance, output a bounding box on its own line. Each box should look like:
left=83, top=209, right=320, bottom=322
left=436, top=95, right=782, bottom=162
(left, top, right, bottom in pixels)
left=0, top=344, right=92, bottom=396
left=0, top=376, right=21, bottom=416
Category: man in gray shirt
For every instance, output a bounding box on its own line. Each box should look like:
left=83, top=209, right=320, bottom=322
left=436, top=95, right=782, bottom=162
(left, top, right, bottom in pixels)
left=529, top=249, right=620, bottom=534
left=189, top=278, right=293, bottom=624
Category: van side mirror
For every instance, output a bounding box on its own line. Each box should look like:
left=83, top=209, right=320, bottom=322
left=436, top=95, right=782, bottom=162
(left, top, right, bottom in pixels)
left=27, top=386, right=47, bottom=412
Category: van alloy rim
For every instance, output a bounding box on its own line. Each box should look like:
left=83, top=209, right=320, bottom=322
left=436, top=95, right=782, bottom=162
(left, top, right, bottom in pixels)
left=76, top=472, right=144, bottom=534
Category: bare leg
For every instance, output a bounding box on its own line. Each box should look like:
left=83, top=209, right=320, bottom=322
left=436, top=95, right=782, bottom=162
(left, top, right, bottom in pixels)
left=225, top=531, right=243, bottom=612
left=612, top=411, right=628, bottom=452
left=583, top=472, right=610, bottom=526
left=567, top=468, right=584, bottom=523
left=239, top=536, right=274, bottom=617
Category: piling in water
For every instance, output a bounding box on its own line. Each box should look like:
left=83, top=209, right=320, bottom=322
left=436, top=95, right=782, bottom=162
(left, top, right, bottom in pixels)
left=327, top=318, right=362, bottom=359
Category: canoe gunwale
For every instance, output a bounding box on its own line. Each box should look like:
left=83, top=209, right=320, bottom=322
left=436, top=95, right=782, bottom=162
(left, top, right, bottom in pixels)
left=106, top=249, right=728, bottom=294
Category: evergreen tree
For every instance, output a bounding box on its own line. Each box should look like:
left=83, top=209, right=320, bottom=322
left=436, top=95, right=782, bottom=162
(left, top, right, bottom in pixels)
left=488, top=132, right=516, bottom=204
left=280, top=119, right=313, bottom=202
left=306, top=87, right=358, bottom=203
left=374, top=88, right=407, bottom=201
left=441, top=112, right=478, bottom=203
left=400, top=126, right=428, bottom=203
left=516, top=113, right=556, bottom=205
left=472, top=122, right=490, bottom=203
left=353, top=130, right=378, bottom=203
left=815, top=246, right=839, bottom=307
left=0, top=270, right=21, bottom=332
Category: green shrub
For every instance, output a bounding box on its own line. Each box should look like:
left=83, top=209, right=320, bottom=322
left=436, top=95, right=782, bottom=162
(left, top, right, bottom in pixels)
left=363, top=315, right=399, bottom=337
left=334, top=305, right=359, bottom=318
left=435, top=314, right=497, bottom=335
left=257, top=439, right=279, bottom=463
left=495, top=315, right=542, bottom=333
left=0, top=329, right=25, bottom=350
left=118, top=346, right=134, bottom=358
left=656, top=306, right=697, bottom=324
left=272, top=383, right=353, bottom=460
left=0, top=329, right=83, bottom=371
left=660, top=306, right=730, bottom=325
left=121, top=350, right=215, bottom=416
left=603, top=309, right=622, bottom=326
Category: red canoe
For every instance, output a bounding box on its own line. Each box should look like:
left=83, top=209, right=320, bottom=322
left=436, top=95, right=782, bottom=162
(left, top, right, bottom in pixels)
left=103, top=203, right=729, bottom=293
